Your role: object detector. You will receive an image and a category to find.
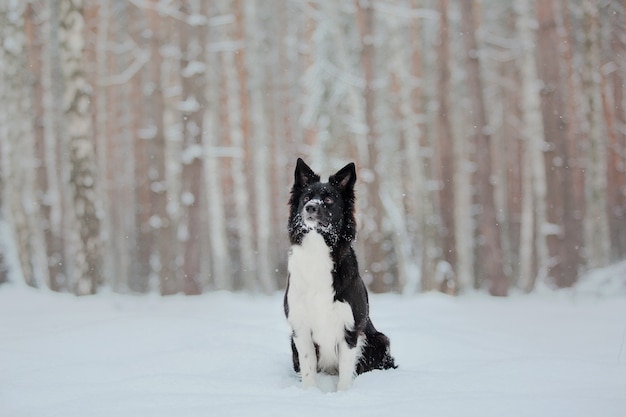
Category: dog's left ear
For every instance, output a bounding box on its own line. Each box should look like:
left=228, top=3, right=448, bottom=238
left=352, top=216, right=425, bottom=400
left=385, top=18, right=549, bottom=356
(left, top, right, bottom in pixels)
left=330, top=162, right=356, bottom=191
left=294, top=158, right=320, bottom=188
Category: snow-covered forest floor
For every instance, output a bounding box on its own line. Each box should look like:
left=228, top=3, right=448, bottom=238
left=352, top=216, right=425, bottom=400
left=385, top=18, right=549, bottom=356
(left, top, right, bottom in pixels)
left=1, top=285, right=625, bottom=417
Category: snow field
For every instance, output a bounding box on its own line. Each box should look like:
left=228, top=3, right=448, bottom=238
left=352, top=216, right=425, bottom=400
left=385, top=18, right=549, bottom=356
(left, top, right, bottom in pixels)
left=1, top=285, right=625, bottom=417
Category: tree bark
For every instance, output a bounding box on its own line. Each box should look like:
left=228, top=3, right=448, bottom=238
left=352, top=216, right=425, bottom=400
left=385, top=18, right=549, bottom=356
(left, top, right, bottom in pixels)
left=535, top=0, right=581, bottom=288
left=59, top=0, right=104, bottom=295
left=459, top=0, right=508, bottom=296
left=436, top=0, right=458, bottom=291
left=246, top=0, right=276, bottom=293
left=178, top=0, right=207, bottom=295
left=2, top=0, right=48, bottom=288
left=357, top=0, right=393, bottom=293
left=605, top=0, right=626, bottom=260
left=145, top=1, right=179, bottom=296
left=515, top=0, right=549, bottom=292
left=222, top=0, right=256, bottom=291
left=130, top=7, right=152, bottom=293
left=582, top=0, right=611, bottom=269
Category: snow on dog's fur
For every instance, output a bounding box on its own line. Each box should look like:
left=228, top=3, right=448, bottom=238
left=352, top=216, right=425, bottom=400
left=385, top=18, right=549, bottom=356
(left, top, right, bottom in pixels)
left=284, top=158, right=396, bottom=391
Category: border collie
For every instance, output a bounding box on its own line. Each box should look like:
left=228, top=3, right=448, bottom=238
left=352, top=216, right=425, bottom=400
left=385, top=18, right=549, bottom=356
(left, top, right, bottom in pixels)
left=284, top=158, right=396, bottom=390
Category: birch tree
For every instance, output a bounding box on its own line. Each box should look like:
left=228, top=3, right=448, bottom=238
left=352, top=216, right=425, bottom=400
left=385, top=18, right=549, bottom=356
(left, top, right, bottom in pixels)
left=1, top=0, right=47, bottom=288
left=39, top=0, right=68, bottom=291
left=515, top=0, right=549, bottom=291
left=59, top=0, right=104, bottom=294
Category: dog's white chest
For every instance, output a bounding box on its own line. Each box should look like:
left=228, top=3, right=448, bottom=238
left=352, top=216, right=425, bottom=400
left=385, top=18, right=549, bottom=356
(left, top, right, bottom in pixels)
left=287, top=232, right=355, bottom=370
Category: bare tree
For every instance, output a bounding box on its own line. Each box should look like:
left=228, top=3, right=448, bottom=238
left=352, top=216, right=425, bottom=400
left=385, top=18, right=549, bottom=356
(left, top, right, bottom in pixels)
left=130, top=6, right=153, bottom=293
left=436, top=0, right=458, bottom=292
left=59, top=0, right=104, bottom=294
left=604, top=0, right=626, bottom=260
left=202, top=4, right=233, bottom=291
left=356, top=0, right=393, bottom=293
left=1, top=0, right=48, bottom=288
left=535, top=0, right=580, bottom=288
left=515, top=0, right=549, bottom=291
left=223, top=0, right=256, bottom=290
left=581, top=0, right=611, bottom=268
left=459, top=0, right=508, bottom=296
left=144, top=1, right=179, bottom=295
left=245, top=0, right=276, bottom=293
left=178, top=0, right=208, bottom=295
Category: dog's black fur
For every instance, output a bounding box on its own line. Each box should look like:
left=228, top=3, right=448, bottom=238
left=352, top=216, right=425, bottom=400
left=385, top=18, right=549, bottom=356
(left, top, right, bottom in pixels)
left=284, top=158, right=396, bottom=377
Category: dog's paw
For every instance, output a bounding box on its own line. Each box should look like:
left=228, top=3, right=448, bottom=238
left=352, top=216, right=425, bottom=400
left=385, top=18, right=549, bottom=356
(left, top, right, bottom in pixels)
left=336, top=376, right=352, bottom=391
left=301, top=374, right=317, bottom=389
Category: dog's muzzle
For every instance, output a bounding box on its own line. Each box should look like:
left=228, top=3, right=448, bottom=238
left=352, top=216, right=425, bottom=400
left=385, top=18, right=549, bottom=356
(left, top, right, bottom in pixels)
left=303, top=200, right=326, bottom=228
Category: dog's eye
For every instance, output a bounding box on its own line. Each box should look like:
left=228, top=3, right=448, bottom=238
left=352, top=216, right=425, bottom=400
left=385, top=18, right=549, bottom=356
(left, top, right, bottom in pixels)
left=324, top=196, right=334, bottom=205
left=303, top=195, right=310, bottom=203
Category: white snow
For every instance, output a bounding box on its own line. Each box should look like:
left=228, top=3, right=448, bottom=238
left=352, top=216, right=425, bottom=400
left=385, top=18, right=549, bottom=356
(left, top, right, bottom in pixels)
left=1, top=285, right=625, bottom=417
left=177, top=96, right=200, bottom=113
left=577, top=260, right=626, bottom=297
left=181, top=61, right=206, bottom=78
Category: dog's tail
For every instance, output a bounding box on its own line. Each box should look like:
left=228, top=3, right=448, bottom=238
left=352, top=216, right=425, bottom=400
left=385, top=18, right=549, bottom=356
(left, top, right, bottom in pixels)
left=356, top=319, right=397, bottom=375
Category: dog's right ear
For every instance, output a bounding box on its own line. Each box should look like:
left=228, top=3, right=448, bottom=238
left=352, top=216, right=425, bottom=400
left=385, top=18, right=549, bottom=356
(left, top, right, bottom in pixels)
left=294, top=158, right=320, bottom=188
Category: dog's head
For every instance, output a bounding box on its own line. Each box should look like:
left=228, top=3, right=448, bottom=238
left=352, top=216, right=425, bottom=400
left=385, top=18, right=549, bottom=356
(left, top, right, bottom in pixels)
left=288, top=158, right=357, bottom=245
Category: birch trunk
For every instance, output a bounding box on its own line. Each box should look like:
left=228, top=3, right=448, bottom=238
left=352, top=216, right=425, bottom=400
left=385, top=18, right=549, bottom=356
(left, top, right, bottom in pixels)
left=1, top=0, right=47, bottom=288
left=204, top=50, right=232, bottom=291
left=515, top=0, right=548, bottom=291
left=41, top=0, right=67, bottom=291
left=59, top=0, right=104, bottom=295
left=95, top=0, right=115, bottom=291
left=26, top=4, right=54, bottom=290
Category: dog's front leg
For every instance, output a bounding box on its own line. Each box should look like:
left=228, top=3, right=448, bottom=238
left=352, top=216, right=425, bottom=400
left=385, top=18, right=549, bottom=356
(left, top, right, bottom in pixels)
left=337, top=340, right=358, bottom=391
left=293, top=332, right=317, bottom=388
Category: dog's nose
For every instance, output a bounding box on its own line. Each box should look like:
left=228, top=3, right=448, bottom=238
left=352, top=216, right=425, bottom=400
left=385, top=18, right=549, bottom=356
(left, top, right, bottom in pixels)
left=305, top=202, right=319, bottom=214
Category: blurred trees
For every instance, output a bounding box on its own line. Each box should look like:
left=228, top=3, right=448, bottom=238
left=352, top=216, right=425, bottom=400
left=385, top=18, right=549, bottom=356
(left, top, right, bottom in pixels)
left=0, top=0, right=624, bottom=296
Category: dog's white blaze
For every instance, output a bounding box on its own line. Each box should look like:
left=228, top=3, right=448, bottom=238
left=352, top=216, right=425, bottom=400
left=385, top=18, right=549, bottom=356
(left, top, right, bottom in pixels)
left=287, top=230, right=361, bottom=389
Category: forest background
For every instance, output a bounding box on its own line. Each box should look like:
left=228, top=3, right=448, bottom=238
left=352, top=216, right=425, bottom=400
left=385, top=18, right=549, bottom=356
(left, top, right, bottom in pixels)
left=1, top=0, right=625, bottom=297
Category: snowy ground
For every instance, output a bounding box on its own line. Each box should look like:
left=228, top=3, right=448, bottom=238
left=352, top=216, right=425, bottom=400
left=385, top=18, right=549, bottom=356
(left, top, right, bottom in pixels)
left=1, top=285, right=625, bottom=417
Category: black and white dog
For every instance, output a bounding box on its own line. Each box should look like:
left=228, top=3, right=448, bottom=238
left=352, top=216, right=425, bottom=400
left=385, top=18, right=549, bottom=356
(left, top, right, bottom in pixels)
left=284, top=158, right=396, bottom=390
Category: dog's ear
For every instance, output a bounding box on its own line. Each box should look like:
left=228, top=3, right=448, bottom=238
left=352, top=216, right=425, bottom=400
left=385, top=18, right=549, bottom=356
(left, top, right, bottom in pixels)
left=330, top=162, right=356, bottom=191
left=294, top=158, right=319, bottom=188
